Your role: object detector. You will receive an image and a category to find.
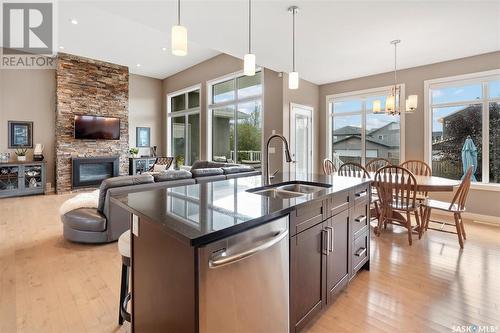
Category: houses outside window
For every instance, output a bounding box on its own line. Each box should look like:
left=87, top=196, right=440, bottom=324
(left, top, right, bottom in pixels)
left=327, top=86, right=404, bottom=167
left=167, top=86, right=201, bottom=166
left=425, top=70, right=500, bottom=184
left=208, top=71, right=263, bottom=168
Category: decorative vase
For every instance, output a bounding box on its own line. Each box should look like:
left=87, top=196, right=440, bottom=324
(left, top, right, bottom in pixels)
left=17, top=155, right=26, bottom=161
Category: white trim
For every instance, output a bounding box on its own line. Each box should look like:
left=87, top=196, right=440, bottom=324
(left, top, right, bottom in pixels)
left=325, top=84, right=406, bottom=164
left=424, top=69, right=500, bottom=88
left=290, top=103, right=314, bottom=176
left=470, top=182, right=500, bottom=192
left=431, top=209, right=500, bottom=225
left=206, top=69, right=263, bottom=164
left=166, top=84, right=201, bottom=164
left=424, top=69, right=500, bottom=189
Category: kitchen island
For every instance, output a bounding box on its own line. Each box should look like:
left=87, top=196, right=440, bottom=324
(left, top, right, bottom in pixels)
left=112, top=173, right=371, bottom=333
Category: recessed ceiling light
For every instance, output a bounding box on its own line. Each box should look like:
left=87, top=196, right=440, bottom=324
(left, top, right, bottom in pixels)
left=162, top=47, right=167, bottom=52
left=59, top=46, right=64, bottom=50
left=136, top=64, right=141, bottom=67
left=70, top=19, right=78, bottom=25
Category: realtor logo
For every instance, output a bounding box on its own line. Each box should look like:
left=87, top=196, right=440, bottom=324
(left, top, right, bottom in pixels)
left=2, top=2, right=53, bottom=54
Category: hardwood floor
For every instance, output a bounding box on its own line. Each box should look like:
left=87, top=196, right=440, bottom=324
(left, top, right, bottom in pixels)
left=1, top=193, right=499, bottom=333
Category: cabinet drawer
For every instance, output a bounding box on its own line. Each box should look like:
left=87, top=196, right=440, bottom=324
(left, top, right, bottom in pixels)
left=324, top=191, right=349, bottom=218
left=352, top=231, right=369, bottom=273
left=352, top=201, right=369, bottom=237
left=353, top=186, right=369, bottom=205
left=290, top=200, right=323, bottom=236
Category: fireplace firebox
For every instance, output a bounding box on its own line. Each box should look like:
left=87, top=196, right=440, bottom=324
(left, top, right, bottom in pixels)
left=72, top=156, right=119, bottom=188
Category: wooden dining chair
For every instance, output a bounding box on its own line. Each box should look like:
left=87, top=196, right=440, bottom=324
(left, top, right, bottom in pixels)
left=421, top=167, right=473, bottom=249
left=400, top=160, right=432, bottom=222
left=338, top=162, right=370, bottom=178
left=365, top=158, right=391, bottom=173
left=323, top=158, right=337, bottom=175
left=365, top=158, right=391, bottom=223
left=374, top=165, right=421, bottom=245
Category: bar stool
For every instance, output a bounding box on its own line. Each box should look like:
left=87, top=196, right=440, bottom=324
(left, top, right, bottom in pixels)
left=118, top=230, right=131, bottom=325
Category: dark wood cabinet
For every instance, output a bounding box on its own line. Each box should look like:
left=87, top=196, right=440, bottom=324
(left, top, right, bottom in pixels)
left=325, top=209, right=349, bottom=303
left=290, top=222, right=326, bottom=332
left=290, top=185, right=370, bottom=332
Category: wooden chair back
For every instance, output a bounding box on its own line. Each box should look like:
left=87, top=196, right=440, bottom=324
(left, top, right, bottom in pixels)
left=323, top=158, right=337, bottom=175
left=400, top=160, right=432, bottom=197
left=374, top=165, right=418, bottom=211
left=365, top=158, right=391, bottom=173
left=338, top=162, right=370, bottom=179
left=450, top=166, right=473, bottom=211
left=149, top=157, right=173, bottom=171
left=400, top=160, right=432, bottom=176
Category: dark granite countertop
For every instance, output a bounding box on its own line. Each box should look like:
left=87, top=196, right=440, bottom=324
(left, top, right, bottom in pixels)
left=112, top=173, right=371, bottom=247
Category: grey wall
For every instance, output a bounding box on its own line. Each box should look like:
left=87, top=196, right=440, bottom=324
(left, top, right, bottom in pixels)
left=319, top=51, right=500, bottom=217
left=129, top=74, right=164, bottom=156
left=0, top=70, right=163, bottom=190
left=282, top=73, right=320, bottom=173
left=162, top=53, right=320, bottom=173
left=162, top=54, right=286, bottom=170
left=0, top=69, right=56, bottom=190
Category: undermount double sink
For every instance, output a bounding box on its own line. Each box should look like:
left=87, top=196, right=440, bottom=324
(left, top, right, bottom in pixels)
left=247, top=181, right=332, bottom=199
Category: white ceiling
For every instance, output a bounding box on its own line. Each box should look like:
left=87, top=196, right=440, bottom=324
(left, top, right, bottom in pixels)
left=58, top=0, right=500, bottom=84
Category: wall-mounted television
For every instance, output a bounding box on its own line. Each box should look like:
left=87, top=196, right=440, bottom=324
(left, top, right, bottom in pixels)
left=74, top=115, right=120, bottom=140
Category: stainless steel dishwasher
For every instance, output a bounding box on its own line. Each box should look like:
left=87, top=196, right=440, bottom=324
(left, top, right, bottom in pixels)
left=198, top=216, right=289, bottom=333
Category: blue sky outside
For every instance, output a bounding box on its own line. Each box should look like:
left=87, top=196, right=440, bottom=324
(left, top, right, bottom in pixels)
left=430, top=82, right=496, bottom=132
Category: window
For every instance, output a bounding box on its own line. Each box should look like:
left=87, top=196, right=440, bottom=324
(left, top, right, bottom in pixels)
left=209, top=71, right=262, bottom=168
left=425, top=71, right=500, bottom=184
left=167, top=87, right=201, bottom=166
left=327, top=86, right=403, bottom=167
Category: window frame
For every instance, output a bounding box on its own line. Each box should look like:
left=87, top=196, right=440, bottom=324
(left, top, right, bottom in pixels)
left=206, top=69, right=264, bottom=164
left=166, top=84, right=201, bottom=166
left=424, top=69, right=500, bottom=190
left=326, top=84, right=406, bottom=165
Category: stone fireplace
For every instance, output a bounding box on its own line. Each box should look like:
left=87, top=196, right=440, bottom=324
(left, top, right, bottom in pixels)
left=55, top=53, right=129, bottom=193
left=72, top=156, right=119, bottom=188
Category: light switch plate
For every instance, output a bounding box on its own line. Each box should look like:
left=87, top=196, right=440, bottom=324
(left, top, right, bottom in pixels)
left=132, top=215, right=139, bottom=237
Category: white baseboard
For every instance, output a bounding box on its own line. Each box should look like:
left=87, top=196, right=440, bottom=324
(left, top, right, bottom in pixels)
left=431, top=210, right=500, bottom=225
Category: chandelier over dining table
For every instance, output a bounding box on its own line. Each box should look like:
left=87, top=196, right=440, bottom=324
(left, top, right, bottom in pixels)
left=373, top=40, right=418, bottom=115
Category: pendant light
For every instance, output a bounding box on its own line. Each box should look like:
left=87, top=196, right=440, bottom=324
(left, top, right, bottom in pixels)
left=171, top=0, right=187, bottom=56
left=243, top=0, right=256, bottom=76
left=288, top=6, right=299, bottom=90
left=374, top=40, right=418, bottom=115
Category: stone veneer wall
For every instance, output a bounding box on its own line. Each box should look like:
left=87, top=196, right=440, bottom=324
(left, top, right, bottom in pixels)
left=55, top=53, right=129, bottom=193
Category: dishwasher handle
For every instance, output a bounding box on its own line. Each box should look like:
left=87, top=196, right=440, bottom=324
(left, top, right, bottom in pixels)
left=209, top=229, right=288, bottom=269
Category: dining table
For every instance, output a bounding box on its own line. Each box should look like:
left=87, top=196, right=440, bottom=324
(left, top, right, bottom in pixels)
left=367, top=172, right=462, bottom=233
left=369, top=172, right=462, bottom=192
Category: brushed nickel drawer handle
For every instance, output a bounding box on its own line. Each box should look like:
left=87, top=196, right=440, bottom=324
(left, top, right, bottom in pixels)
left=355, top=215, right=367, bottom=223
left=325, top=226, right=334, bottom=253
left=355, top=248, right=367, bottom=257
left=355, top=191, right=367, bottom=198
left=322, top=228, right=330, bottom=255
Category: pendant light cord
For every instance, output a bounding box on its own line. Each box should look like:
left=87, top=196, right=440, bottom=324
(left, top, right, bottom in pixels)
left=248, top=0, right=251, bottom=54
left=292, top=8, right=295, bottom=72
left=177, top=0, right=181, bottom=25
left=394, top=41, right=397, bottom=87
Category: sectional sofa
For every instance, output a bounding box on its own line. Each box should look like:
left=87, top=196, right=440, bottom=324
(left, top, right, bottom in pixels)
left=61, top=161, right=260, bottom=243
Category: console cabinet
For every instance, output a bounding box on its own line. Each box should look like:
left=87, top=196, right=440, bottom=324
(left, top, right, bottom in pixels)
left=129, top=157, right=157, bottom=175
left=290, top=184, right=370, bottom=332
left=0, top=161, right=46, bottom=198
